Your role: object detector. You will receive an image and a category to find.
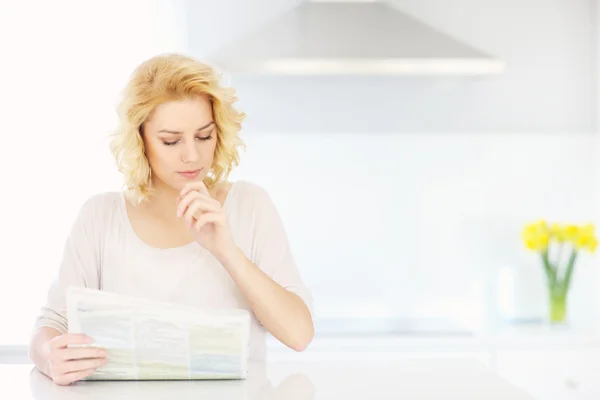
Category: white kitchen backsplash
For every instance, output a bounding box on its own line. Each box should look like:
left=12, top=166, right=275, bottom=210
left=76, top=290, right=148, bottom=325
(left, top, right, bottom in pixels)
left=230, top=131, right=600, bottom=332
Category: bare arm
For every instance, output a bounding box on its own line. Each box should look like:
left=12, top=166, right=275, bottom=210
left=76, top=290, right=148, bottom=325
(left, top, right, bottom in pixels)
left=29, top=327, right=108, bottom=385
left=218, top=247, right=314, bottom=351
left=178, top=182, right=315, bottom=352
left=29, top=327, right=62, bottom=377
left=30, top=196, right=106, bottom=384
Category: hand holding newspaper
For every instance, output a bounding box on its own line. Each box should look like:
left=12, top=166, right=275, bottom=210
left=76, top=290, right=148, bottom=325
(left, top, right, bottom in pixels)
left=66, top=286, right=251, bottom=381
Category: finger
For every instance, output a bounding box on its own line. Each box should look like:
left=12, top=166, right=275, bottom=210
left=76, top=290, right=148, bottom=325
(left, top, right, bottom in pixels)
left=182, top=198, right=220, bottom=224
left=62, top=366, right=100, bottom=385
left=177, top=191, right=218, bottom=218
left=176, top=191, right=201, bottom=217
left=60, top=347, right=107, bottom=361
left=193, top=213, right=221, bottom=231
left=63, top=357, right=108, bottom=374
left=180, top=180, right=210, bottom=197
left=179, top=184, right=203, bottom=199
left=51, top=334, right=94, bottom=349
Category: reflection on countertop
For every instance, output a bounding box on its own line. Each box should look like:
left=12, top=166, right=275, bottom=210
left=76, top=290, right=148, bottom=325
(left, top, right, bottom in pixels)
left=28, top=363, right=315, bottom=400
left=0, top=358, right=536, bottom=400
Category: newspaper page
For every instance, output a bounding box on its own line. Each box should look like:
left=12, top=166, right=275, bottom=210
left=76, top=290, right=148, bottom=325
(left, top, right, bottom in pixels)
left=66, top=286, right=251, bottom=381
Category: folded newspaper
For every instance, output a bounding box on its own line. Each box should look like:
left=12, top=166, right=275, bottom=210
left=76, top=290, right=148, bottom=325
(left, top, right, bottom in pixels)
left=66, top=286, right=251, bottom=381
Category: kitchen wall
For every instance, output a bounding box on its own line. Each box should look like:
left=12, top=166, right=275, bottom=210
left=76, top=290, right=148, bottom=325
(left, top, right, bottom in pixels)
left=0, top=0, right=193, bottom=344
left=185, top=0, right=600, bottom=332
left=189, top=0, right=594, bottom=134
left=229, top=132, right=599, bottom=332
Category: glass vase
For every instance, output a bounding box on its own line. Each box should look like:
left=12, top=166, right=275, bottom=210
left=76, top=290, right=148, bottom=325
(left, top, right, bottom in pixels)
left=548, top=288, right=568, bottom=324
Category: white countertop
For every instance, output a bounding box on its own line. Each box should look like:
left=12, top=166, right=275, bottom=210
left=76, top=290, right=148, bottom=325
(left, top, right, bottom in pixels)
left=0, top=359, right=534, bottom=399
left=266, top=324, right=600, bottom=354
left=4, top=325, right=600, bottom=364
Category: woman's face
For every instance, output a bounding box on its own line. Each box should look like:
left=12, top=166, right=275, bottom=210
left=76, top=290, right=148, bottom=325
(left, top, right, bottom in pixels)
left=142, top=95, right=218, bottom=193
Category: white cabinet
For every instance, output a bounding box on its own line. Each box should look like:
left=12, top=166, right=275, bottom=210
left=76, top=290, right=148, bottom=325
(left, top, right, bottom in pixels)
left=266, top=335, right=492, bottom=366
left=268, top=346, right=492, bottom=367
left=267, top=334, right=600, bottom=399
left=494, top=348, right=600, bottom=400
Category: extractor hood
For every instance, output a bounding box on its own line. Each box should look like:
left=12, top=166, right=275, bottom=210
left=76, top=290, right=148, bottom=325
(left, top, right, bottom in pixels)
left=208, top=0, right=506, bottom=76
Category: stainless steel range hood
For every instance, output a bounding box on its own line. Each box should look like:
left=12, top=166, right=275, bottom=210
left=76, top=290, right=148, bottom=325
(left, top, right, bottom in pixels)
left=208, top=0, right=506, bottom=76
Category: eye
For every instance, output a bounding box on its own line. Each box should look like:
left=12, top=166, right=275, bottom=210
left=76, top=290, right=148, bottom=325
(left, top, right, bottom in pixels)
left=196, top=134, right=213, bottom=142
left=161, top=131, right=214, bottom=146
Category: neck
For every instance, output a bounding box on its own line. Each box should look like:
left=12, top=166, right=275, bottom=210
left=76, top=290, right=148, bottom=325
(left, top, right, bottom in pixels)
left=143, top=180, right=184, bottom=223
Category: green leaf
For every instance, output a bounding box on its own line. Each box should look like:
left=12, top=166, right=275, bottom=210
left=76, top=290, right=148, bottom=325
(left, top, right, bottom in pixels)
left=562, top=249, right=578, bottom=295
left=542, top=250, right=557, bottom=287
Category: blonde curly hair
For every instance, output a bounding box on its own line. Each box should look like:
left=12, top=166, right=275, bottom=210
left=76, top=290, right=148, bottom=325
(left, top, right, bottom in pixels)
left=109, top=53, right=246, bottom=204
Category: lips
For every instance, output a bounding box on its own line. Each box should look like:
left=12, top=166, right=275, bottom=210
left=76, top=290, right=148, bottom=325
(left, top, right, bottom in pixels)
left=178, top=168, right=202, bottom=179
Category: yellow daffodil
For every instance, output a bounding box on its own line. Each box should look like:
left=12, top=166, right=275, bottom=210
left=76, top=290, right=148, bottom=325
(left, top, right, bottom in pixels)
left=573, top=224, right=597, bottom=253
left=524, top=221, right=597, bottom=253
left=589, top=238, right=598, bottom=252
left=563, top=224, right=579, bottom=241
left=522, top=220, right=550, bottom=251
left=523, top=220, right=597, bottom=323
left=550, top=223, right=566, bottom=242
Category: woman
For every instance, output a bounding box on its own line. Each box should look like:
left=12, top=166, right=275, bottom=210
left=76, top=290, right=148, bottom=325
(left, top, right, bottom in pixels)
left=28, top=53, right=314, bottom=385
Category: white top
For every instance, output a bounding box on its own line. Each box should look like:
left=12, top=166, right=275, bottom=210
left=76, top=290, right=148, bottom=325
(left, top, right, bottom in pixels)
left=33, top=180, right=313, bottom=361
left=9, top=358, right=536, bottom=399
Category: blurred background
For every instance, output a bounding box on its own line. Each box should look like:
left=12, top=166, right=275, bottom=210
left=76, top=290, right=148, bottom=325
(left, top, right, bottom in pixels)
left=1, top=0, right=600, bottom=398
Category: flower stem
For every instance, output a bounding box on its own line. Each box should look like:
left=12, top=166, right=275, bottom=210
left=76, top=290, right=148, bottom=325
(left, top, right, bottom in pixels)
left=541, top=250, right=556, bottom=287
left=562, top=248, right=578, bottom=295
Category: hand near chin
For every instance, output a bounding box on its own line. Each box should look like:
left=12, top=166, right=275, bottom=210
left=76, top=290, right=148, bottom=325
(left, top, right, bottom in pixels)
left=176, top=181, right=235, bottom=259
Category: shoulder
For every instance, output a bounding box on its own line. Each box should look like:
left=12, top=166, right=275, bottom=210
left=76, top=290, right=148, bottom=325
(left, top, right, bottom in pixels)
left=73, top=191, right=124, bottom=224
left=227, top=180, right=288, bottom=233
left=229, top=180, right=275, bottom=209
left=79, top=191, right=122, bottom=211
left=60, top=191, right=124, bottom=245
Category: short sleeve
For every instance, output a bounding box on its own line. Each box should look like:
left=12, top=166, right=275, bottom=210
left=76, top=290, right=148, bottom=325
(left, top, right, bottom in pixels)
left=249, top=186, right=313, bottom=318
left=33, top=195, right=103, bottom=334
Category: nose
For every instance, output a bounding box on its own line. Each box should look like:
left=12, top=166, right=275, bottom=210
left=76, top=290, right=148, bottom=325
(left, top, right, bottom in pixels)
left=181, top=139, right=200, bottom=163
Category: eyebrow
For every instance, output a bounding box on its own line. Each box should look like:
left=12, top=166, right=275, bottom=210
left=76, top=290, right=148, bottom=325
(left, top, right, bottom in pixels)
left=158, top=121, right=214, bottom=135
